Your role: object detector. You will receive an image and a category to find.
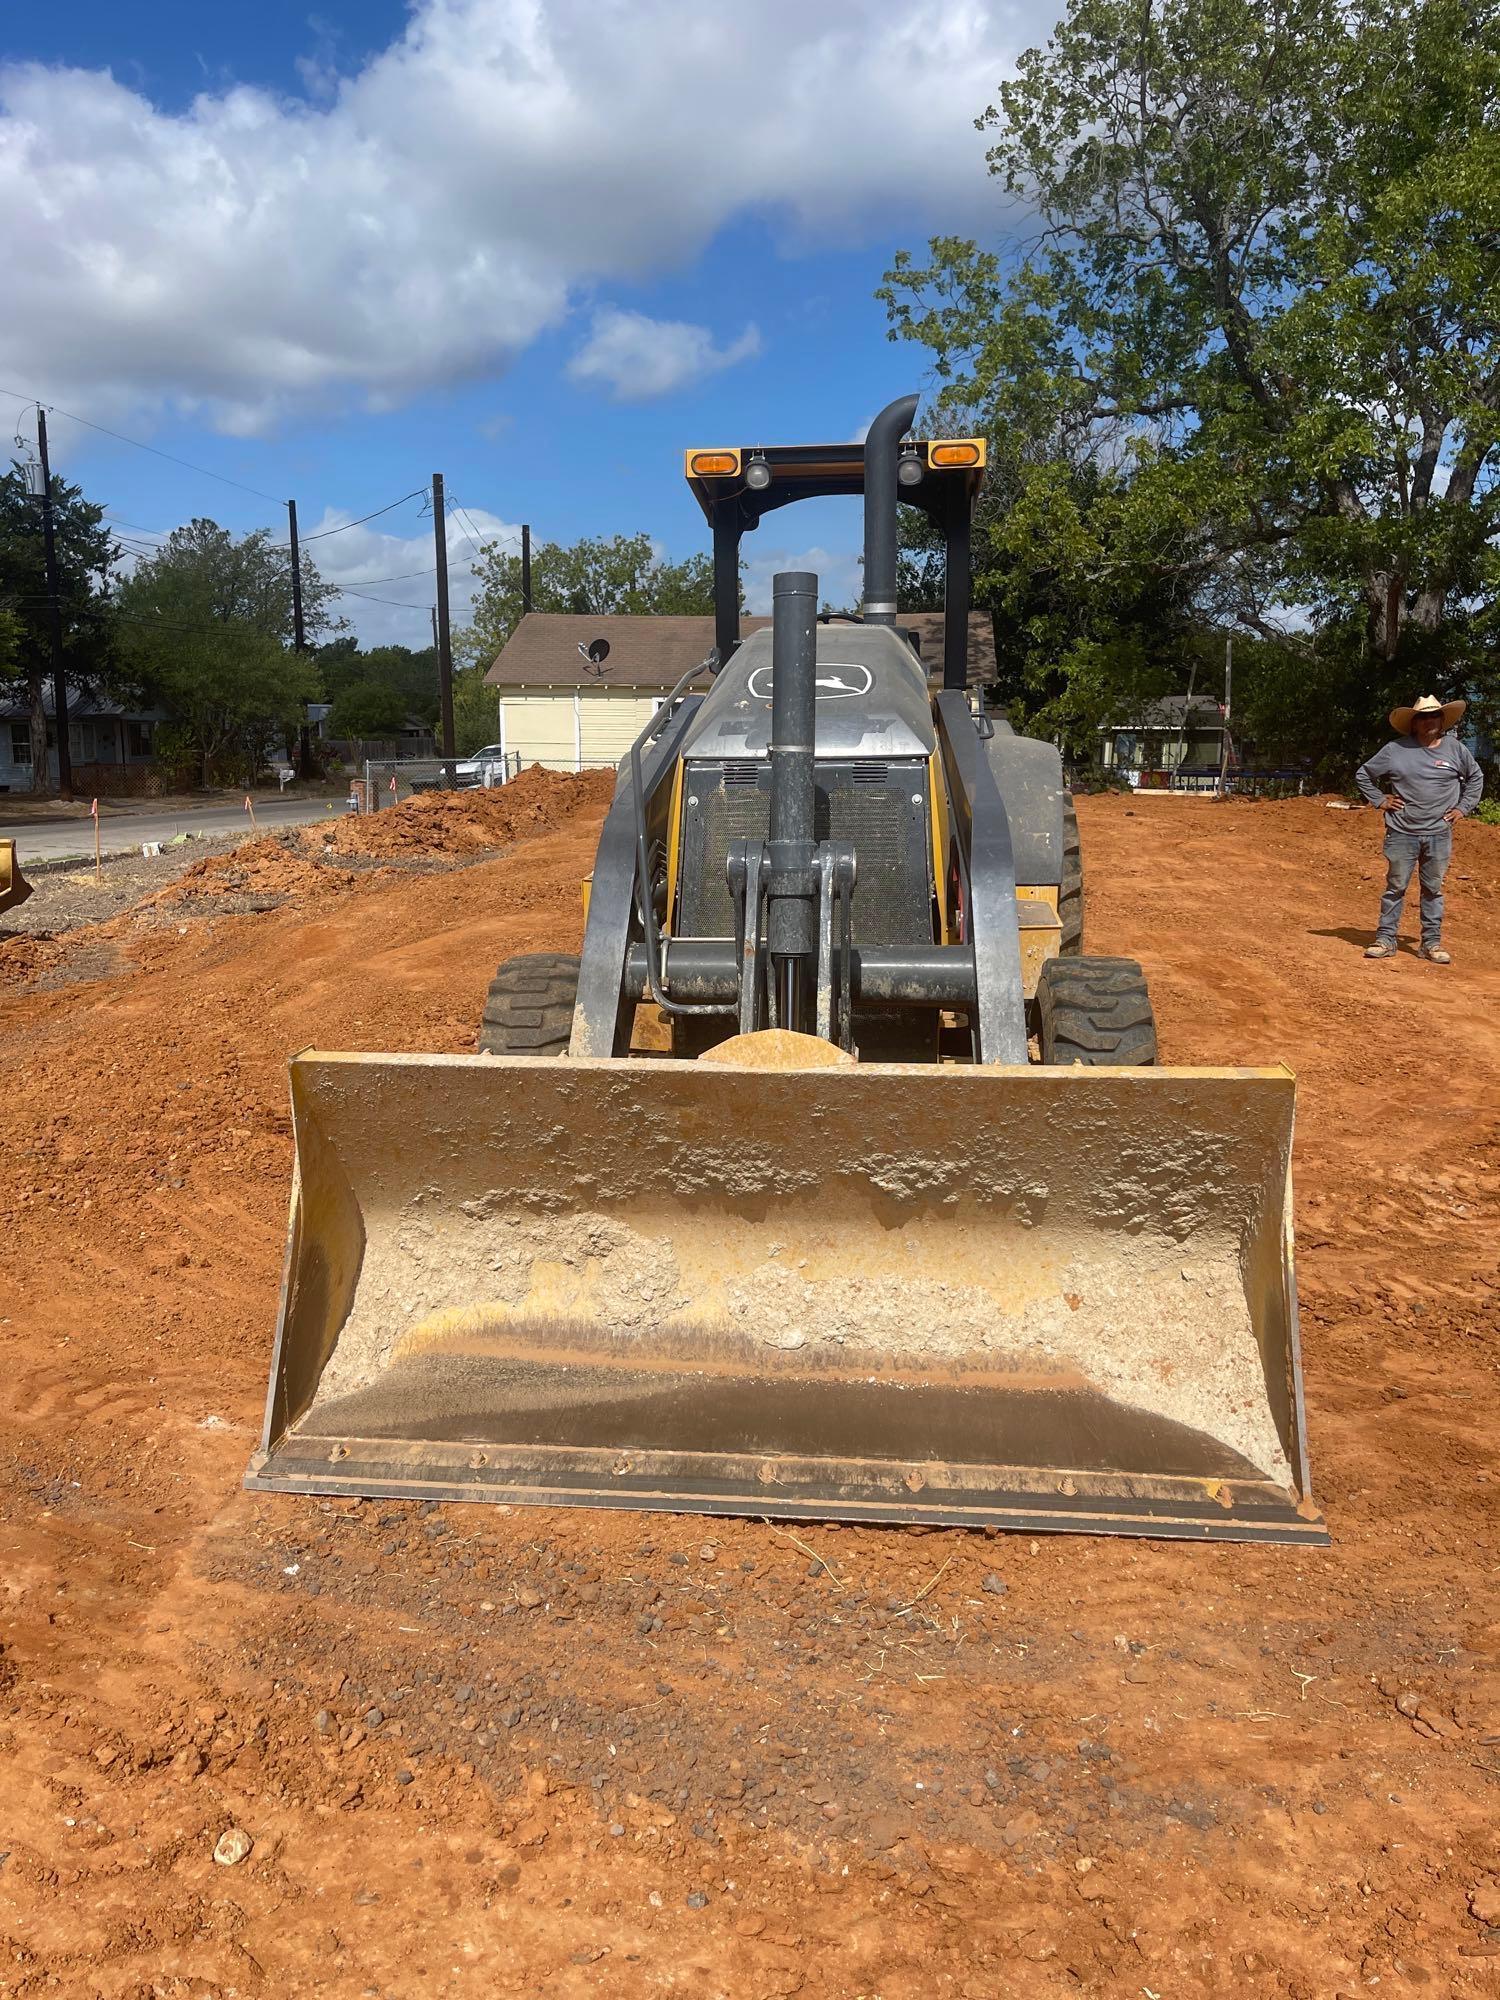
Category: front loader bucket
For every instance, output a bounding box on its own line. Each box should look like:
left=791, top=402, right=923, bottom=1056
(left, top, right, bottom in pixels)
left=0, top=840, right=31, bottom=917
left=248, top=1053, right=1325, bottom=1545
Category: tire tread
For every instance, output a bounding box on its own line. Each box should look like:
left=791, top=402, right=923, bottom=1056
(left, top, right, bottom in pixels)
left=478, top=951, right=579, bottom=1056
left=1037, top=954, right=1157, bottom=1066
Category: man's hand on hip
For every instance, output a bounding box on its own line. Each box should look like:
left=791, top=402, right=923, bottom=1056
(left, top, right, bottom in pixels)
left=1443, top=807, right=1462, bottom=823
left=1379, top=793, right=1405, bottom=812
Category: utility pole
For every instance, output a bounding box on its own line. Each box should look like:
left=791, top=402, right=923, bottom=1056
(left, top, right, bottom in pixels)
left=521, top=523, right=532, bottom=614
left=287, top=498, right=313, bottom=779
left=432, top=473, right=456, bottom=778
left=35, top=410, right=71, bottom=799
left=1217, top=634, right=1234, bottom=798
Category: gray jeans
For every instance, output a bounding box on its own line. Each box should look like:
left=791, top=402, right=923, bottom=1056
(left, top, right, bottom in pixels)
left=1377, top=826, right=1452, bottom=945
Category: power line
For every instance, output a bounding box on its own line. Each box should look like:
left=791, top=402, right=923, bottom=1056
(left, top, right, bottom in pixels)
left=448, top=499, right=496, bottom=559
left=334, top=585, right=434, bottom=609
left=103, top=513, right=173, bottom=537
left=5, top=592, right=289, bottom=639
left=330, top=563, right=436, bottom=586
left=3, top=383, right=431, bottom=559
left=299, top=491, right=427, bottom=542
left=0, top=383, right=286, bottom=506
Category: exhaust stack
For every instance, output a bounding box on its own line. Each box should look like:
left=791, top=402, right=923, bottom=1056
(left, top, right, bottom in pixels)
left=861, top=392, right=919, bottom=627
left=766, top=570, right=819, bottom=1031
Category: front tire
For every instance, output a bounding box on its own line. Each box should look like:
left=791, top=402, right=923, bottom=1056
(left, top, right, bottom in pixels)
left=1036, top=956, right=1157, bottom=1065
left=478, top=952, right=579, bottom=1055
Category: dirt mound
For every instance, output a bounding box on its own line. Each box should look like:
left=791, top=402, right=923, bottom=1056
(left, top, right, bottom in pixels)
left=317, top=763, right=616, bottom=861
left=143, top=834, right=356, bottom=910
left=0, top=932, right=65, bottom=987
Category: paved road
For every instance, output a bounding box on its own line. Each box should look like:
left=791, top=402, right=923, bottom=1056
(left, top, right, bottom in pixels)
left=1, top=796, right=346, bottom=865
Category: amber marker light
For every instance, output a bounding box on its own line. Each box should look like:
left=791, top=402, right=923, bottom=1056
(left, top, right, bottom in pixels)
left=928, top=440, right=984, bottom=468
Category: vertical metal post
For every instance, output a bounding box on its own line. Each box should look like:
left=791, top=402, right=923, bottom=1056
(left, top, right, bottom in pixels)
left=35, top=410, right=71, bottom=799
left=712, top=502, right=740, bottom=668
left=521, top=523, right=532, bottom=613
left=766, top=571, right=819, bottom=1032
left=432, top=473, right=456, bottom=779
left=942, top=492, right=972, bottom=692
left=1217, top=636, right=1234, bottom=797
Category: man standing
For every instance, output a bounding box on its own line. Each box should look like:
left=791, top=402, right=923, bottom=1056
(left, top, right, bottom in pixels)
left=1356, top=695, right=1483, bottom=963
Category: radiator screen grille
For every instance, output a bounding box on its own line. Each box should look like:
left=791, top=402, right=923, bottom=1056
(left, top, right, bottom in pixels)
left=677, top=759, right=932, bottom=949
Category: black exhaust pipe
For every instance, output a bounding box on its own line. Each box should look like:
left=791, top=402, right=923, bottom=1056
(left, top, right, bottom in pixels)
left=861, top=392, right=919, bottom=627
left=766, top=569, right=819, bottom=1031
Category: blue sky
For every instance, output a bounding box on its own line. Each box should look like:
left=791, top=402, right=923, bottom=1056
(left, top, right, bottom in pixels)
left=1, top=1, right=1049, bottom=643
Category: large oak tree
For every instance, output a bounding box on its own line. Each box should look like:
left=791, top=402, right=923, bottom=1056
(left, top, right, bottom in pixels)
left=883, top=0, right=1500, bottom=750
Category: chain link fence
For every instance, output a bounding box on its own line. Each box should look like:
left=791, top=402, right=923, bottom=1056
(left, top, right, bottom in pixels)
left=353, top=752, right=523, bottom=812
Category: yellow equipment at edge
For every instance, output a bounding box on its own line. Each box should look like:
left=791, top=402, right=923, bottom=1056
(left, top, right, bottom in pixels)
left=0, top=839, right=31, bottom=917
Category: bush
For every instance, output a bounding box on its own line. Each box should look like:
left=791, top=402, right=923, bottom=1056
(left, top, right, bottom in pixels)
left=1474, top=798, right=1500, bottom=826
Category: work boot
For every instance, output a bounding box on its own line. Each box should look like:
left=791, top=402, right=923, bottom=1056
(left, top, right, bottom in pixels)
left=1419, top=944, right=1451, bottom=965
left=1364, top=938, right=1398, bottom=959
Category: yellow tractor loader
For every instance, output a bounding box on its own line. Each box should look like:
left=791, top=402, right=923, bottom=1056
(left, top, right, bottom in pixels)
left=248, top=396, right=1323, bottom=1545
left=0, top=839, right=31, bottom=918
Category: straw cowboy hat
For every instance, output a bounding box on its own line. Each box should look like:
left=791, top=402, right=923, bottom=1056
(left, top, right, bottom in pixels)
left=1390, top=694, right=1467, bottom=735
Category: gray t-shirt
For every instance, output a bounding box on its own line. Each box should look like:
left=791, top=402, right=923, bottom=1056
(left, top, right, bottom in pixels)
left=1355, top=732, right=1484, bottom=835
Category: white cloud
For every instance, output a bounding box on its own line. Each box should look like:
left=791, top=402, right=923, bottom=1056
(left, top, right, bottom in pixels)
left=0, top=0, right=1041, bottom=429
left=567, top=309, right=760, bottom=402
left=741, top=542, right=863, bottom=617
left=304, top=500, right=522, bottom=646
left=111, top=500, right=521, bottom=647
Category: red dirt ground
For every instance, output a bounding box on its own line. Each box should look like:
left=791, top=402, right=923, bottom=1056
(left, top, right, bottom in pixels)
left=1, top=782, right=1498, bottom=1999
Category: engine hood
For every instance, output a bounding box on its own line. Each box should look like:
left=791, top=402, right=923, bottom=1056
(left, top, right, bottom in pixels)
left=678, top=624, right=936, bottom=763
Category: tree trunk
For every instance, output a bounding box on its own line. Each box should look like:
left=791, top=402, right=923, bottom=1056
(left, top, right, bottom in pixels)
left=27, top=670, right=48, bottom=793
left=1365, top=572, right=1450, bottom=664
left=1363, top=571, right=1408, bottom=662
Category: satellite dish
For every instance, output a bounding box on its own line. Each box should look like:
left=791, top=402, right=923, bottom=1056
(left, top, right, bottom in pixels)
left=578, top=638, right=611, bottom=674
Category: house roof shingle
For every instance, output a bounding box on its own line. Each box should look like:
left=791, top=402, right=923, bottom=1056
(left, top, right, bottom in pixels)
left=484, top=611, right=997, bottom=690
left=0, top=682, right=168, bottom=724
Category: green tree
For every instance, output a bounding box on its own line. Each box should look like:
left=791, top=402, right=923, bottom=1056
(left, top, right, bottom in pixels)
left=459, top=531, right=718, bottom=667
left=327, top=680, right=408, bottom=739
left=316, top=638, right=441, bottom=727
left=883, top=0, right=1500, bottom=754
left=452, top=666, right=499, bottom=755
left=0, top=461, right=119, bottom=781
left=894, top=415, right=1192, bottom=755
left=116, top=520, right=323, bottom=784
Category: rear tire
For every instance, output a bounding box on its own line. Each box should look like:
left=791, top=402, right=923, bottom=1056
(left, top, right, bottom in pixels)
left=1059, top=793, right=1083, bottom=955
left=1037, top=956, right=1157, bottom=1065
left=478, top=952, right=579, bottom=1055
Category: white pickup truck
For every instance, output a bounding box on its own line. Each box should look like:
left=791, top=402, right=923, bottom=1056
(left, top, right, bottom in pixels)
left=442, top=745, right=508, bottom=788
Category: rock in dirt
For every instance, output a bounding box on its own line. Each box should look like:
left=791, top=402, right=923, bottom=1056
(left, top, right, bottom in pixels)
left=1470, top=1880, right=1500, bottom=1926
left=981, top=1573, right=1008, bottom=1595
left=213, top=1827, right=254, bottom=1867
